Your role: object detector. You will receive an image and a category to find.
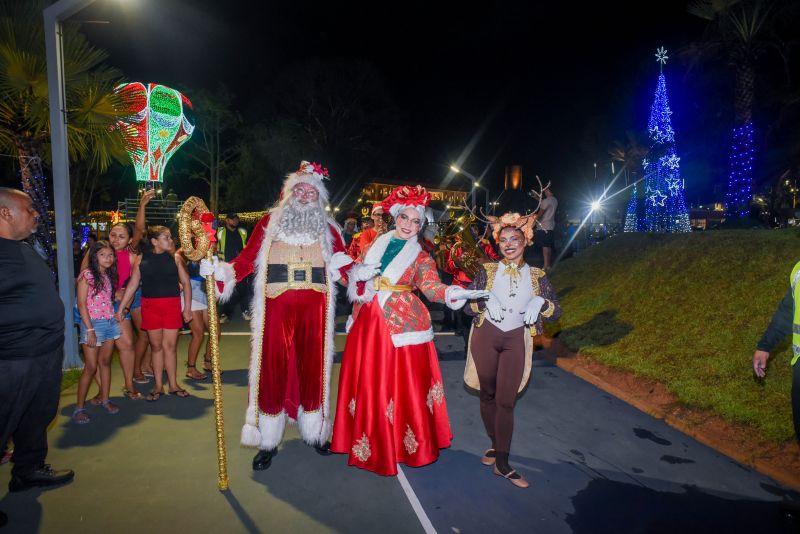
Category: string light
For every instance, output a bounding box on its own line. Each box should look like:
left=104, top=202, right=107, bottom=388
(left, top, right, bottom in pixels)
left=726, top=122, right=754, bottom=217
left=627, top=55, right=691, bottom=234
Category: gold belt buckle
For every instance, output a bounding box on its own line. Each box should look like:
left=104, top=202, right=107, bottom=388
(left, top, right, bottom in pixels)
left=286, top=262, right=312, bottom=289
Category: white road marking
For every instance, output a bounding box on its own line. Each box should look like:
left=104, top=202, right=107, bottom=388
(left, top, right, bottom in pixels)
left=397, top=465, right=437, bottom=534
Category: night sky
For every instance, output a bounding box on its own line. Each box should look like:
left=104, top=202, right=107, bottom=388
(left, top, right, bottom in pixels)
left=77, top=1, right=728, bottom=213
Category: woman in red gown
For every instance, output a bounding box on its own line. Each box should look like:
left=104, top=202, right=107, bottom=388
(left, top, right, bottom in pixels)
left=331, top=186, right=488, bottom=475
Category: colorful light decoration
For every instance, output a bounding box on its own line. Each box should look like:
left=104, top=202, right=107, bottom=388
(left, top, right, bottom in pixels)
left=114, top=82, right=195, bottom=184
left=629, top=48, right=691, bottom=234
left=726, top=122, right=754, bottom=217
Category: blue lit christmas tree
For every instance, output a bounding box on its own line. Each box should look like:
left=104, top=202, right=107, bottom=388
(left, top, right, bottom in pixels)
left=638, top=47, right=691, bottom=233
left=623, top=181, right=638, bottom=232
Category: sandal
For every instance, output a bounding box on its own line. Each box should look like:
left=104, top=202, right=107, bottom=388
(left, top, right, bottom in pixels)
left=185, top=364, right=207, bottom=381
left=89, top=395, right=103, bottom=406
left=481, top=448, right=497, bottom=466
left=203, top=357, right=222, bottom=375
left=142, top=369, right=155, bottom=378
left=122, top=388, right=143, bottom=400
left=146, top=390, right=162, bottom=402
left=132, top=375, right=149, bottom=384
left=493, top=466, right=529, bottom=489
left=100, top=400, right=120, bottom=414
left=72, top=408, right=91, bottom=425
left=168, top=388, right=190, bottom=398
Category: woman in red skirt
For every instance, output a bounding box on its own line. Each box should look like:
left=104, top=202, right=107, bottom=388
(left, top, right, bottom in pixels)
left=117, top=226, right=193, bottom=400
left=331, top=186, right=488, bottom=475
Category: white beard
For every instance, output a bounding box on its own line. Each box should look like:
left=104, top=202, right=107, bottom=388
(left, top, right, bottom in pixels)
left=274, top=198, right=327, bottom=245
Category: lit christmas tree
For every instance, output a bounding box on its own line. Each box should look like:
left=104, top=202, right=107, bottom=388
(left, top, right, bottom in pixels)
left=623, top=181, right=638, bottom=232
left=639, top=47, right=691, bottom=233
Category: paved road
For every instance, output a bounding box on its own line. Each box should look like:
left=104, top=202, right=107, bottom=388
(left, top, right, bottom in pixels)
left=0, top=318, right=796, bottom=533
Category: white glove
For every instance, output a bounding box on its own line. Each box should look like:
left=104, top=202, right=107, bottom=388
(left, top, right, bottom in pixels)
left=354, top=263, right=381, bottom=282
left=524, top=296, right=546, bottom=325
left=328, top=252, right=354, bottom=272
left=199, top=257, right=217, bottom=277
left=447, top=287, right=490, bottom=301
left=485, top=298, right=504, bottom=322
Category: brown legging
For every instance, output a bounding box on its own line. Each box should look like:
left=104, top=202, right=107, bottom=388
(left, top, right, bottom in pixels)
left=470, top=321, right=526, bottom=456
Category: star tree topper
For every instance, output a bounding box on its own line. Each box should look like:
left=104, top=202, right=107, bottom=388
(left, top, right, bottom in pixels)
left=655, top=46, right=668, bottom=72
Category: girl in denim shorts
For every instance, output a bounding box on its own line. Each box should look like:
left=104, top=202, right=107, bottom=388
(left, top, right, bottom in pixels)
left=73, top=241, right=122, bottom=424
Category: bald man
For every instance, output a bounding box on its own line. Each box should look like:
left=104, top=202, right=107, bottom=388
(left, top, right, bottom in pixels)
left=0, top=188, right=74, bottom=510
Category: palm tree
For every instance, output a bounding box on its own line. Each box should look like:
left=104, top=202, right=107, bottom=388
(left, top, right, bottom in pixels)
left=609, top=131, right=649, bottom=186
left=685, top=0, right=787, bottom=216
left=0, top=0, right=128, bottom=270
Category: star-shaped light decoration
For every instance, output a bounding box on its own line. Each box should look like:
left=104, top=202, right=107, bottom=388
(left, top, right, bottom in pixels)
left=655, top=47, right=669, bottom=68
left=662, top=154, right=680, bottom=170
left=666, top=178, right=681, bottom=196
left=648, top=189, right=667, bottom=207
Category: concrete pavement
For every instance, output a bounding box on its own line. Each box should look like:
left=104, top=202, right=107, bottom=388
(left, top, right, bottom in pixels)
left=0, top=317, right=796, bottom=533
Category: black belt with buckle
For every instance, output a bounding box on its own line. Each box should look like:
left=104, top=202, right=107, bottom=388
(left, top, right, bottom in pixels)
left=266, top=264, right=326, bottom=284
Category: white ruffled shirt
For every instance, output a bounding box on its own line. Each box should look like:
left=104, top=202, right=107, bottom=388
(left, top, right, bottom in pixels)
left=486, top=263, right=534, bottom=332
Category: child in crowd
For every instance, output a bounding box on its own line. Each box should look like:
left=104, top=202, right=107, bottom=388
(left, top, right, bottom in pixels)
left=73, top=241, right=121, bottom=424
left=117, top=226, right=193, bottom=400
left=179, top=248, right=221, bottom=380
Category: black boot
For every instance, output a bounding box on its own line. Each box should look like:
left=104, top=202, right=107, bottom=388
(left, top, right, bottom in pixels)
left=252, top=449, right=276, bottom=471
left=313, top=441, right=332, bottom=456
left=9, top=464, right=74, bottom=492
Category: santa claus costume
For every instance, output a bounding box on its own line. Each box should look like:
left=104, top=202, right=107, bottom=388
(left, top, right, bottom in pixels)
left=206, top=161, right=352, bottom=469
left=331, top=185, right=487, bottom=475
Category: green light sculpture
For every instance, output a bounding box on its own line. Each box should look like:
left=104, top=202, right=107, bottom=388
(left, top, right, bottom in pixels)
left=115, top=82, right=195, bottom=184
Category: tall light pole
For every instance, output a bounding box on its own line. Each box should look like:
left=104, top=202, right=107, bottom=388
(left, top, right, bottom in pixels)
left=44, top=0, right=98, bottom=367
left=450, top=164, right=489, bottom=213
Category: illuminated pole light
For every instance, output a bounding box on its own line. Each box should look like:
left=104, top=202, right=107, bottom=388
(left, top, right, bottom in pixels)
left=591, top=200, right=601, bottom=212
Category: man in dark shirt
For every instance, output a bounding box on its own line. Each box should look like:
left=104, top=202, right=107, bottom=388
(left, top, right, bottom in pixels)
left=0, top=188, right=74, bottom=519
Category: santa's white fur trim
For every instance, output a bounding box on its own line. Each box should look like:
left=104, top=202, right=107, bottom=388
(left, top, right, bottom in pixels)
left=327, top=251, right=352, bottom=283
left=297, top=406, right=330, bottom=446
left=241, top=424, right=261, bottom=447
left=215, top=261, right=237, bottom=303
left=391, top=328, right=434, bottom=347
left=345, top=315, right=354, bottom=333
left=347, top=267, right=376, bottom=303
left=240, top=212, right=339, bottom=450
left=256, top=413, right=287, bottom=451
left=445, top=285, right=468, bottom=311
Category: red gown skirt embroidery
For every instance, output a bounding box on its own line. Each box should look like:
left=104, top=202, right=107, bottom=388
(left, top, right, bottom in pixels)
left=331, top=298, right=453, bottom=476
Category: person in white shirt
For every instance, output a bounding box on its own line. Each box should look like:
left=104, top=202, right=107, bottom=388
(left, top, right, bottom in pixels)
left=533, top=187, right=558, bottom=270
left=463, top=212, right=561, bottom=488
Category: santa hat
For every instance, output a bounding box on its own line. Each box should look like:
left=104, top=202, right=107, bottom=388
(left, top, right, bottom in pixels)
left=371, top=204, right=384, bottom=216
left=280, top=161, right=331, bottom=205
left=381, top=185, right=431, bottom=221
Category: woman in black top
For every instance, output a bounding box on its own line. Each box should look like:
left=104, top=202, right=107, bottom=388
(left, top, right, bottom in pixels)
left=117, top=226, right=192, bottom=400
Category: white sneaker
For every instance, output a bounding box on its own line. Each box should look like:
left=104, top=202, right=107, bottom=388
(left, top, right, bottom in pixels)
left=242, top=311, right=252, bottom=321
left=219, top=315, right=229, bottom=324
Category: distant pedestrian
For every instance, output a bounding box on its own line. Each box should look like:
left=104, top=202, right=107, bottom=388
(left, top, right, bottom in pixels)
left=532, top=183, right=557, bottom=270
left=0, top=188, right=74, bottom=508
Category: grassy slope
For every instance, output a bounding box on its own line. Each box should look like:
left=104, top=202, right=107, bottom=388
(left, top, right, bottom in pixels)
left=547, top=229, right=800, bottom=442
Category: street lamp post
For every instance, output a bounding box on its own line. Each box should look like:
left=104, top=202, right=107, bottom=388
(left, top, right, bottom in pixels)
left=450, top=164, right=489, bottom=213
left=44, top=0, right=98, bottom=367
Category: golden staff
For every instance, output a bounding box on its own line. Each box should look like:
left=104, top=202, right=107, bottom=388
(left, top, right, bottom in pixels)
left=178, top=197, right=229, bottom=491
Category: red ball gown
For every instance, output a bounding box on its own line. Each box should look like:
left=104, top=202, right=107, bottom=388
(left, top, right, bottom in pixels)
left=332, top=231, right=466, bottom=476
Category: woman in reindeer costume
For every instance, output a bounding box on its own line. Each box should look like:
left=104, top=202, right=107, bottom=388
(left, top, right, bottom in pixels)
left=331, top=185, right=488, bottom=475
left=464, top=209, right=561, bottom=488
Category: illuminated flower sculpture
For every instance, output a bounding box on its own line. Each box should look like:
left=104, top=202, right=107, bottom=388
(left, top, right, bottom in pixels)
left=114, top=82, right=195, bottom=184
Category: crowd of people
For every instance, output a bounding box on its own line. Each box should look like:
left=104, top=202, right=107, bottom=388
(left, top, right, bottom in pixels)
left=0, top=161, right=567, bottom=522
